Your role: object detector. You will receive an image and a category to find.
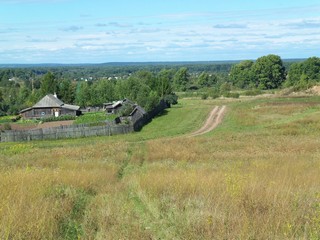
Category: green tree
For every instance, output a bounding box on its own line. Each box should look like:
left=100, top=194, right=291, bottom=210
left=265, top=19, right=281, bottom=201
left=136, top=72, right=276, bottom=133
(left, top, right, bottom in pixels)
left=197, top=72, right=218, bottom=88
left=285, top=62, right=303, bottom=87
left=252, top=54, right=286, bottom=89
left=173, top=67, right=189, bottom=91
left=302, top=57, right=320, bottom=81
left=40, top=72, right=57, bottom=96
left=229, top=60, right=255, bottom=89
left=157, top=69, right=173, bottom=97
left=58, top=79, right=76, bottom=104
left=285, top=57, right=320, bottom=89
left=93, top=79, right=115, bottom=105
left=75, top=82, right=91, bottom=107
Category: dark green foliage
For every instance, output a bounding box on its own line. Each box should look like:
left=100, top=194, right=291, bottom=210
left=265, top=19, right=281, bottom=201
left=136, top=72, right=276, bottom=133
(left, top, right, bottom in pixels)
left=201, top=93, right=208, bottom=100
left=157, top=69, right=174, bottom=97
left=173, top=67, right=189, bottom=91
left=58, top=79, right=76, bottom=104
left=285, top=57, right=320, bottom=90
left=230, top=55, right=286, bottom=90
left=40, top=72, right=57, bottom=95
left=197, top=72, right=218, bottom=88
left=223, top=92, right=240, bottom=98
left=208, top=88, right=220, bottom=99
left=243, top=89, right=263, bottom=96
left=252, top=54, right=286, bottom=89
left=164, top=93, right=178, bottom=106
left=230, top=60, right=254, bottom=89
left=1, top=57, right=317, bottom=117
left=75, top=82, right=91, bottom=107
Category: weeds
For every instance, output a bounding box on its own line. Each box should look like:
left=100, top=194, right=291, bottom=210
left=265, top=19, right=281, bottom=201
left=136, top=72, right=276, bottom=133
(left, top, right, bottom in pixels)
left=0, top=96, right=320, bottom=239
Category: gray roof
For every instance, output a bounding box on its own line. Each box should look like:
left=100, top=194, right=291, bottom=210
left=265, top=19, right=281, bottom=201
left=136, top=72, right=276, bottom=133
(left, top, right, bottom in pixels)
left=129, top=105, right=146, bottom=116
left=62, top=104, right=80, bottom=111
left=33, top=94, right=64, bottom=108
left=20, top=94, right=80, bottom=113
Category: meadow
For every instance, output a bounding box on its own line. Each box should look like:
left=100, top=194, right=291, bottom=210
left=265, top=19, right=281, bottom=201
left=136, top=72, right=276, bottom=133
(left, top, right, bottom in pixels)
left=0, top=95, right=320, bottom=239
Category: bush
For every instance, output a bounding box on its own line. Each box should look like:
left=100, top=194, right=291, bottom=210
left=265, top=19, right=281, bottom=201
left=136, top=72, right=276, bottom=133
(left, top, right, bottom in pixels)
left=223, top=92, right=240, bottom=98
left=164, top=93, right=178, bottom=106
left=243, top=89, right=263, bottom=96
left=201, top=93, right=208, bottom=100
left=2, top=123, right=12, bottom=131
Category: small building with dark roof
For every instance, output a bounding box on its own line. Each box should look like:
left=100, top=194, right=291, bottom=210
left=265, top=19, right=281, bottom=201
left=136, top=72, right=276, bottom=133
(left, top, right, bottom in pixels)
left=20, top=94, right=81, bottom=119
left=103, top=99, right=135, bottom=114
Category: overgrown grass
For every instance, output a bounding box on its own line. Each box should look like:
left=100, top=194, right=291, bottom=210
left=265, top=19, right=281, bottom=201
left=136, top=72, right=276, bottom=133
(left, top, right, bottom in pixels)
left=0, top=115, right=15, bottom=124
left=73, top=112, right=116, bottom=125
left=0, top=96, right=320, bottom=239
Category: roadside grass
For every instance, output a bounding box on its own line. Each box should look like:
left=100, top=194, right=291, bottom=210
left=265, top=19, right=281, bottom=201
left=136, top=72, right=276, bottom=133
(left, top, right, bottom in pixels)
left=0, top=96, right=320, bottom=239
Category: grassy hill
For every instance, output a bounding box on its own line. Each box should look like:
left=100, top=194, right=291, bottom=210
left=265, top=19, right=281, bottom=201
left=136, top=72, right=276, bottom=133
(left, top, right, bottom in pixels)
left=0, top=96, right=320, bottom=239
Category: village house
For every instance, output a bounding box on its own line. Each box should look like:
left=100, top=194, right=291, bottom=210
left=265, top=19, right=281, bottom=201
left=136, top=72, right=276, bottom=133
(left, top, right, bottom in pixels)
left=20, top=94, right=81, bottom=119
left=103, top=98, right=136, bottom=114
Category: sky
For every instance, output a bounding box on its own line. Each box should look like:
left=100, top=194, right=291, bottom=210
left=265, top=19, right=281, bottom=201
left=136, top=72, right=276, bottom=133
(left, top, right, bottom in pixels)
left=0, top=0, right=320, bottom=64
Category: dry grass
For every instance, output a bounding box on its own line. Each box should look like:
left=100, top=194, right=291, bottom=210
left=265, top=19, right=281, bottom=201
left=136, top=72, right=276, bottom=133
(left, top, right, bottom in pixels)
left=0, top=96, right=320, bottom=239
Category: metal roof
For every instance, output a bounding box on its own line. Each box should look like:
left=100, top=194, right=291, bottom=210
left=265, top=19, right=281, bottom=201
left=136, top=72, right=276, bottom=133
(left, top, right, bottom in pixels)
left=33, top=94, right=64, bottom=108
left=20, top=94, right=80, bottom=113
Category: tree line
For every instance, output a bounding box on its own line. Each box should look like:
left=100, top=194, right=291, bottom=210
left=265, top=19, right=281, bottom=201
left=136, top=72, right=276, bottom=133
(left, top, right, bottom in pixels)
left=0, top=55, right=319, bottom=116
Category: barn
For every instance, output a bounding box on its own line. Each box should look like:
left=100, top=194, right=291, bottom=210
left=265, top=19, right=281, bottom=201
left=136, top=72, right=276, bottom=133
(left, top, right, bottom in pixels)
left=20, top=94, right=81, bottom=119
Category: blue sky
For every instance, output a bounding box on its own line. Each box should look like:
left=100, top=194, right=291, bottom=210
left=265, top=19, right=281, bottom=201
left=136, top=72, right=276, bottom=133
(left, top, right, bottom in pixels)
left=0, top=0, right=320, bottom=63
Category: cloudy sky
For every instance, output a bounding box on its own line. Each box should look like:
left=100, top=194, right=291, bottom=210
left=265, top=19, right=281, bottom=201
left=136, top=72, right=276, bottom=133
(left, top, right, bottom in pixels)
left=0, top=0, right=320, bottom=63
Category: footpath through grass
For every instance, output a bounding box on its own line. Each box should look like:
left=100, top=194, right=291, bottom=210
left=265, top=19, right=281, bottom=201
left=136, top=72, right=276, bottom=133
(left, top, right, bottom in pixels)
left=0, top=96, right=320, bottom=239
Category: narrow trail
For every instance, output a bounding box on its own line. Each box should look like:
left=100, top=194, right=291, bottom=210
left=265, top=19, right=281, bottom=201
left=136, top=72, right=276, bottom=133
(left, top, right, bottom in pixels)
left=188, top=105, right=226, bottom=137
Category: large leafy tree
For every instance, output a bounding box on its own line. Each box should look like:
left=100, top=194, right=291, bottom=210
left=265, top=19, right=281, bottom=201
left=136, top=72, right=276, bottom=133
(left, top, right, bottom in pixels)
left=40, top=72, right=57, bottom=96
left=57, top=79, right=76, bottom=104
left=229, top=60, right=255, bottom=89
left=285, top=57, right=320, bottom=89
left=173, top=67, right=189, bottom=91
left=157, top=69, right=174, bottom=97
left=75, top=82, right=91, bottom=107
left=92, top=79, right=115, bottom=105
left=252, top=54, right=286, bottom=89
left=301, top=57, right=320, bottom=80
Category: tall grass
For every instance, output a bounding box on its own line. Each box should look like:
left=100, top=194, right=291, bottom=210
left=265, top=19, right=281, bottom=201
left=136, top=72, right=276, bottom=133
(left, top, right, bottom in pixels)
left=0, top=96, right=320, bottom=239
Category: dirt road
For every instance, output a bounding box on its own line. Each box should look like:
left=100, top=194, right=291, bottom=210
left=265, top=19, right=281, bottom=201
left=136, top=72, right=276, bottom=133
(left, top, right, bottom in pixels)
left=188, top=105, right=226, bottom=137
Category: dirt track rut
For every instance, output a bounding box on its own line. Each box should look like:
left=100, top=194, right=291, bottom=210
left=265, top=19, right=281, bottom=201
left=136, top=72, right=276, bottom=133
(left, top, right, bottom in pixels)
left=188, top=105, right=226, bottom=137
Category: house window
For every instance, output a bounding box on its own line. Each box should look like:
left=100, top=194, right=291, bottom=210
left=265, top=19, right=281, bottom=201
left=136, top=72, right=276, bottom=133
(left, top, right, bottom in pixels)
left=41, top=112, right=45, bottom=116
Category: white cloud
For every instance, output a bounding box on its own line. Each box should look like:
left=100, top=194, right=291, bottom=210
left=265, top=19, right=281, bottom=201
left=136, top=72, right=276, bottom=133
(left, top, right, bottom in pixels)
left=1, top=7, right=320, bottom=63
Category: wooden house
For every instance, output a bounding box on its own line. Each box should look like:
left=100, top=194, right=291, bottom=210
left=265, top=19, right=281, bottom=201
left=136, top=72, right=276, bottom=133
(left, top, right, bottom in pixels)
left=103, top=99, right=135, bottom=114
left=20, top=94, right=81, bottom=119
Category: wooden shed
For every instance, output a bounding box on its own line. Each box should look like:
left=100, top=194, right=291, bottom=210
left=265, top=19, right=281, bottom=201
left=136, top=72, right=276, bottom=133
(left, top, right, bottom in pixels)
left=20, top=94, right=81, bottom=119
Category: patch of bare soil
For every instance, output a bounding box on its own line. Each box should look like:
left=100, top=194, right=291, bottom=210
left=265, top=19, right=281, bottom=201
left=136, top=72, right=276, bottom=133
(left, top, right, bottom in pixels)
left=189, top=105, right=226, bottom=137
left=33, top=120, right=74, bottom=129
left=3, top=120, right=74, bottom=131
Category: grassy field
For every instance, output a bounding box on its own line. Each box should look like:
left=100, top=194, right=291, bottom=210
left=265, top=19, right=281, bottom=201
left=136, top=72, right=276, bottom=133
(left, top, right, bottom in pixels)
left=0, top=96, right=320, bottom=239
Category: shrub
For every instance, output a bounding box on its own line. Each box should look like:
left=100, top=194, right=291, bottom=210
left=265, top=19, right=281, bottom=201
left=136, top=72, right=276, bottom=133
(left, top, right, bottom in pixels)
left=243, top=89, right=263, bottom=96
left=201, top=93, right=208, bottom=100
left=2, top=123, right=12, bottom=130
left=223, top=92, right=240, bottom=98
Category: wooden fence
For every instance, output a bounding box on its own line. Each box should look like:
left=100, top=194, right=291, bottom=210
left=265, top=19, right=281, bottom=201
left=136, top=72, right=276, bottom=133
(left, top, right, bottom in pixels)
left=0, top=100, right=169, bottom=143
left=0, top=122, right=133, bottom=142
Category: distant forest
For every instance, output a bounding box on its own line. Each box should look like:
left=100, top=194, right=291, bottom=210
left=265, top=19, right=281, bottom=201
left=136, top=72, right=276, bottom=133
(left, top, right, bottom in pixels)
left=0, top=56, right=319, bottom=116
